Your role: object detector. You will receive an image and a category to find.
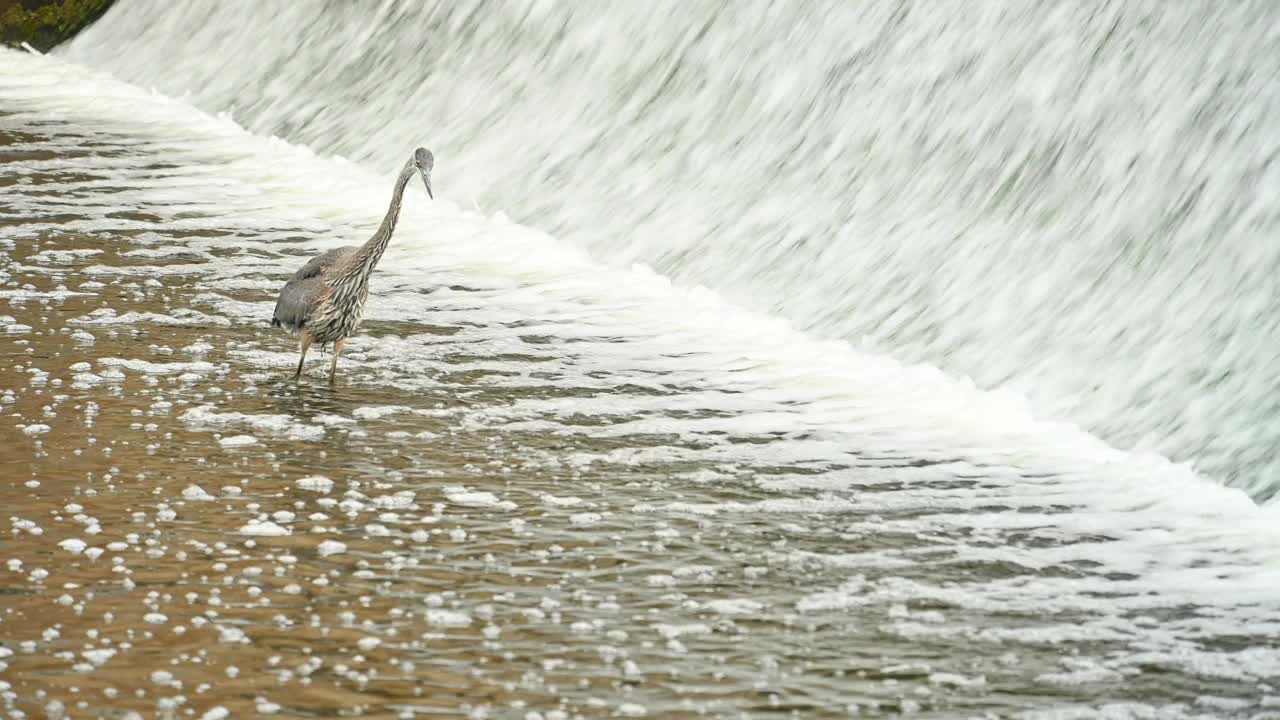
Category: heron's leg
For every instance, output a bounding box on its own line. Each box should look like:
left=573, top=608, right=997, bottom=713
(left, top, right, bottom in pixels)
left=294, top=335, right=312, bottom=380
left=329, top=337, right=345, bottom=385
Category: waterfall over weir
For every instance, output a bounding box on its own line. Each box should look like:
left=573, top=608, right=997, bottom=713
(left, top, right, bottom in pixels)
left=64, top=1, right=1280, bottom=502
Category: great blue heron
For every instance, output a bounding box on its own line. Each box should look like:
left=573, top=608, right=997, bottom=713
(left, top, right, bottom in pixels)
left=271, top=147, right=434, bottom=383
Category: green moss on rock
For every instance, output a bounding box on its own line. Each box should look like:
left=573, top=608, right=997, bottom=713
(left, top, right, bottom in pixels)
left=1, top=0, right=115, bottom=52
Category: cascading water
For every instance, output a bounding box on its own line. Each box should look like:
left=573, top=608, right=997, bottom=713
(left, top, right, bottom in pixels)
left=62, top=0, right=1280, bottom=502
left=7, top=3, right=1280, bottom=715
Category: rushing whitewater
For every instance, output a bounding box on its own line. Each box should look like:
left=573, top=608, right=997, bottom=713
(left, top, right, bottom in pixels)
left=61, top=0, right=1280, bottom=502
left=3, top=7, right=1280, bottom=718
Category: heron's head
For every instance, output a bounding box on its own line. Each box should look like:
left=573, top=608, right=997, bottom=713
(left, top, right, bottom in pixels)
left=414, top=147, right=434, bottom=199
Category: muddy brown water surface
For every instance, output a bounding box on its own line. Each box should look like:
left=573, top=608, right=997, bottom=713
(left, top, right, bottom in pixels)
left=2, top=75, right=1279, bottom=720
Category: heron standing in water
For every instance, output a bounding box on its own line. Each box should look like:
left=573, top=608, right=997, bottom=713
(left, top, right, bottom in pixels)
left=272, top=147, right=434, bottom=383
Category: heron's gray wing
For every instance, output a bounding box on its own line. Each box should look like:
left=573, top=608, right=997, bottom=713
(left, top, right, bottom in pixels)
left=272, top=247, right=355, bottom=331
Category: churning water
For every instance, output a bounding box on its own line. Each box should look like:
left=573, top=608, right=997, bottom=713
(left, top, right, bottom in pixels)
left=1, top=1, right=1279, bottom=718
left=62, top=0, right=1280, bottom=503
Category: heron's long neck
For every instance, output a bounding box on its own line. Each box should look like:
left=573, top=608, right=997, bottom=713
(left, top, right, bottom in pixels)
left=342, top=159, right=415, bottom=282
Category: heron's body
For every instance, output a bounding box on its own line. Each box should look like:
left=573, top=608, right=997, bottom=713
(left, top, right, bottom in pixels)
left=272, top=148, right=434, bottom=383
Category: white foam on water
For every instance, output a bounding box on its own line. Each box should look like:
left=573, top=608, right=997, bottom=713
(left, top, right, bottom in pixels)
left=443, top=487, right=515, bottom=510
left=81, top=649, right=116, bottom=667
left=352, top=406, right=412, bottom=421
left=424, top=609, right=472, bottom=628
left=0, top=288, right=94, bottom=299
left=296, top=476, right=335, bottom=493
left=316, top=540, right=346, bottom=557
left=98, top=357, right=219, bottom=376
left=238, top=520, right=289, bottom=536
left=181, top=485, right=214, bottom=501
left=703, top=599, right=765, bottom=615
left=70, top=309, right=232, bottom=327
left=182, top=405, right=323, bottom=441
left=27, top=249, right=102, bottom=264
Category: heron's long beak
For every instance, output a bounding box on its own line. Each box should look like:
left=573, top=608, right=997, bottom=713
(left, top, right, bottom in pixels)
left=419, top=170, right=434, bottom=200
